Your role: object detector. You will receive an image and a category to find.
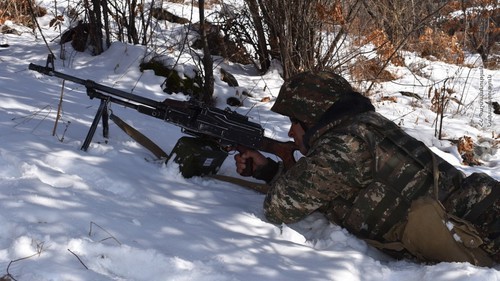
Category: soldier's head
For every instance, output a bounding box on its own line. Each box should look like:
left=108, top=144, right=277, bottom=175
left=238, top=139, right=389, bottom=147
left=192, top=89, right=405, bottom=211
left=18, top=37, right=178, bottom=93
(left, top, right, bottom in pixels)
left=271, top=71, right=354, bottom=129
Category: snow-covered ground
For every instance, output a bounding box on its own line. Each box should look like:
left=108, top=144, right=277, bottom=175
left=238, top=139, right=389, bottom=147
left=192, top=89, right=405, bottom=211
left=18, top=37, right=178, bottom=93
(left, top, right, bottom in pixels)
left=0, top=2, right=499, bottom=280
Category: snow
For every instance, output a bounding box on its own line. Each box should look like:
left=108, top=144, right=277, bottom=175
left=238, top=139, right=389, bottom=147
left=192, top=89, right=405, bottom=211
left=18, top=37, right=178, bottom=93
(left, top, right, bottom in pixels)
left=0, top=3, right=499, bottom=281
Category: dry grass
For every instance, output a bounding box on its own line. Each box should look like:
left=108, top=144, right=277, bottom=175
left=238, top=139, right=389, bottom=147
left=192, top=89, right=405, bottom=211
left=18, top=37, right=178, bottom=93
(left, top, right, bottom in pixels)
left=350, top=56, right=397, bottom=83
left=0, top=0, right=46, bottom=28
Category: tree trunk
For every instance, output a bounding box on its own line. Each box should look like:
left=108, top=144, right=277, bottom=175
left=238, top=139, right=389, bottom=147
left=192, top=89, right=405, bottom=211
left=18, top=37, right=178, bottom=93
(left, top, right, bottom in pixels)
left=199, top=0, right=214, bottom=104
left=127, top=0, right=139, bottom=44
left=88, top=0, right=104, bottom=55
left=101, top=0, right=111, bottom=48
left=246, top=0, right=270, bottom=73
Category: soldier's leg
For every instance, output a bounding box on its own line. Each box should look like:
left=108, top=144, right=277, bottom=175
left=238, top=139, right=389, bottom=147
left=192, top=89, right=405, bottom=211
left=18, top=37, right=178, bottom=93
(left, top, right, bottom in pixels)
left=443, top=172, right=500, bottom=263
left=402, top=197, right=494, bottom=266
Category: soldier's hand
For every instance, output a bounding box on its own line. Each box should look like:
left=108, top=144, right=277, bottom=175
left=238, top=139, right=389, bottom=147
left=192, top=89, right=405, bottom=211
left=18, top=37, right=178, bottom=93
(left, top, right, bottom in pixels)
left=234, top=149, right=268, bottom=177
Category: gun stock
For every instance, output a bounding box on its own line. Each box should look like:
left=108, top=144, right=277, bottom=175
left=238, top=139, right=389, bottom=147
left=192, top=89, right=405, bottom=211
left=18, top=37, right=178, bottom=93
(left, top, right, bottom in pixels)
left=259, top=137, right=296, bottom=170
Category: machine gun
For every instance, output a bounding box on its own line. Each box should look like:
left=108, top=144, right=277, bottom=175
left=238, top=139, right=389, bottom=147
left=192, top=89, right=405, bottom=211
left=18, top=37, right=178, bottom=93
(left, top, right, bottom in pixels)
left=29, top=55, right=297, bottom=176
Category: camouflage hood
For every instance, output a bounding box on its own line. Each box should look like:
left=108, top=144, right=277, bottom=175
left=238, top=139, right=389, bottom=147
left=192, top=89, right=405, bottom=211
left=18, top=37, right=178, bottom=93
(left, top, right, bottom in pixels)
left=271, top=71, right=354, bottom=127
left=303, top=92, right=375, bottom=149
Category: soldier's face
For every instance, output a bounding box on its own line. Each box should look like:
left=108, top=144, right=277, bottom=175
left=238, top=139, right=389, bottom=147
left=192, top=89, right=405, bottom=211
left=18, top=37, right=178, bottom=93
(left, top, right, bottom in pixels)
left=288, top=122, right=308, bottom=155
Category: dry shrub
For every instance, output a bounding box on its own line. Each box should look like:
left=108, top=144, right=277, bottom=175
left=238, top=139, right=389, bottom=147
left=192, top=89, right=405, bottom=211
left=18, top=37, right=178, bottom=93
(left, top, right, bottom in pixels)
left=429, top=86, right=460, bottom=114
left=437, top=0, right=499, bottom=69
left=350, top=56, right=397, bottom=83
left=0, top=0, right=46, bottom=27
left=457, top=136, right=482, bottom=166
left=359, top=29, right=405, bottom=67
left=191, top=22, right=252, bottom=65
left=316, top=1, right=345, bottom=24
left=416, top=27, right=464, bottom=64
left=430, top=87, right=444, bottom=114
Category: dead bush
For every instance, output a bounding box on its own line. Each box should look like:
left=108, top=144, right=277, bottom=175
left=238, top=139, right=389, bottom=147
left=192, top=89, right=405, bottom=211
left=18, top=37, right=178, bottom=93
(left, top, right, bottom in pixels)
left=0, top=0, right=46, bottom=27
left=316, top=1, right=345, bottom=25
left=415, top=27, right=464, bottom=64
left=359, top=29, right=405, bottom=66
left=191, top=22, right=252, bottom=65
left=457, top=136, right=482, bottom=166
left=350, top=56, right=397, bottom=83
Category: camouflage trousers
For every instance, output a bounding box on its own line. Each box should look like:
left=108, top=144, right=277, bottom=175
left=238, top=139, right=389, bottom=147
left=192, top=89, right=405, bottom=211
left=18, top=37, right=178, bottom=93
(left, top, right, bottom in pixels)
left=443, top=172, right=500, bottom=263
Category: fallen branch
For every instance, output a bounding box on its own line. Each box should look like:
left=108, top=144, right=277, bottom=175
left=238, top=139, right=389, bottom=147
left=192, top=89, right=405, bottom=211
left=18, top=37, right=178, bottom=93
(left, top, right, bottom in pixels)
left=67, top=249, right=89, bottom=270
left=4, top=241, right=44, bottom=281
left=89, top=221, right=122, bottom=245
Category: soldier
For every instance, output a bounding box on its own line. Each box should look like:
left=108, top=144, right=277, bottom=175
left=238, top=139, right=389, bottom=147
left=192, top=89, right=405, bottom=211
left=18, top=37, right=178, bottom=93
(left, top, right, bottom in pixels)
left=234, top=71, right=500, bottom=266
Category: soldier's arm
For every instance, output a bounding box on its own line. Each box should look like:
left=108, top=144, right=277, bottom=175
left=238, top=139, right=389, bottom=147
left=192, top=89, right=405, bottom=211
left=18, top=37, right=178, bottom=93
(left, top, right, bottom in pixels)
left=263, top=133, right=372, bottom=224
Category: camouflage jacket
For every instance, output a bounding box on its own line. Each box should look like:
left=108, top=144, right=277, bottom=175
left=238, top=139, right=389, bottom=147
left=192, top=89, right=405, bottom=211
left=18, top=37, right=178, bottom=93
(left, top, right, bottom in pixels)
left=264, top=111, right=465, bottom=243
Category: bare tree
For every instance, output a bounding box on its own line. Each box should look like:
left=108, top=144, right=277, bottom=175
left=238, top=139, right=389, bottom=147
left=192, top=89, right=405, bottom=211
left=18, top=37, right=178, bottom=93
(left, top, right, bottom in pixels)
left=246, top=0, right=363, bottom=79
left=199, top=0, right=214, bottom=104
left=360, top=0, right=444, bottom=45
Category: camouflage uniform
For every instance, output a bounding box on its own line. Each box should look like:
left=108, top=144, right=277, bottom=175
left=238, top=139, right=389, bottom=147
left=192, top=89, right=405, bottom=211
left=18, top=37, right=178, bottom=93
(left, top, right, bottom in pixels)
left=262, top=71, right=500, bottom=265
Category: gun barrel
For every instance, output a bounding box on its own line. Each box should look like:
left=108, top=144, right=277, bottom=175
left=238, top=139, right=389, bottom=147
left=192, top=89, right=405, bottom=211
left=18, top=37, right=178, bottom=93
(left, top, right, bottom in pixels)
left=29, top=63, right=165, bottom=109
left=29, top=63, right=87, bottom=84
